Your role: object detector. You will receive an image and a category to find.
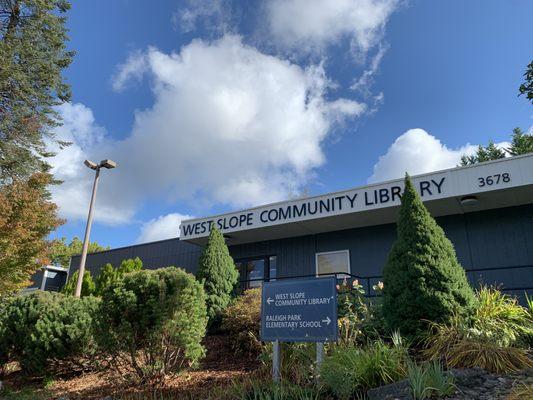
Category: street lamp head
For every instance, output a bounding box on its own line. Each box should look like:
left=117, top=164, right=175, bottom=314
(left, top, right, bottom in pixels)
left=99, top=159, right=117, bottom=169
left=84, top=160, right=98, bottom=170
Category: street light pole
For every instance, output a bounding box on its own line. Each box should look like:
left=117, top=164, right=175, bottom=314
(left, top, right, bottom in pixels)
left=75, top=159, right=116, bottom=298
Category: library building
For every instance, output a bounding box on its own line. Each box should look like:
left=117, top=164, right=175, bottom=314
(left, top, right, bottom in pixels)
left=42, top=154, right=533, bottom=302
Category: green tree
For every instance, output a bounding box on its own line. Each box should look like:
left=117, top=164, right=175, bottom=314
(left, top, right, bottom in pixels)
left=197, top=226, right=239, bottom=326
left=506, top=127, right=533, bottom=156
left=94, top=263, right=118, bottom=296
left=382, top=175, right=475, bottom=339
left=0, top=173, right=62, bottom=296
left=518, top=60, right=532, bottom=104
left=460, top=141, right=506, bottom=166
left=49, top=236, right=109, bottom=268
left=117, top=257, right=143, bottom=275
left=0, top=0, right=74, bottom=181
left=61, top=269, right=95, bottom=297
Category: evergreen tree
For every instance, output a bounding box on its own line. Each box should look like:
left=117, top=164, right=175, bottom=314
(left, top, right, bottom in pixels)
left=382, top=175, right=475, bottom=339
left=62, top=270, right=95, bottom=297
left=117, top=257, right=143, bottom=274
left=94, top=263, right=118, bottom=296
left=506, top=127, right=533, bottom=156
left=0, top=0, right=74, bottom=181
left=197, top=226, right=239, bottom=325
left=518, top=60, right=532, bottom=104
left=460, top=141, right=506, bottom=166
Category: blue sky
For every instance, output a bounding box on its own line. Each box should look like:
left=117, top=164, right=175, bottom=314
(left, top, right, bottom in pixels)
left=50, top=0, right=532, bottom=249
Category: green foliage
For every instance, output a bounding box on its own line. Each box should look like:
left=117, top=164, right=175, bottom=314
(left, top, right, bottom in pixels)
left=424, top=314, right=533, bottom=373
left=460, top=141, right=506, bottom=165
left=382, top=175, right=475, bottom=339
left=49, top=236, right=109, bottom=268
left=224, top=378, right=327, bottom=400
left=407, top=360, right=455, bottom=400
left=259, top=343, right=316, bottom=386
left=95, top=267, right=208, bottom=383
left=518, top=60, right=533, bottom=104
left=336, top=278, right=386, bottom=343
left=0, top=0, right=74, bottom=181
left=221, top=288, right=262, bottom=355
left=94, top=263, right=118, bottom=296
left=472, top=286, right=532, bottom=346
left=506, top=127, right=533, bottom=156
left=61, top=269, right=95, bottom=297
left=117, top=257, right=143, bottom=274
left=197, top=227, right=239, bottom=326
left=320, top=340, right=407, bottom=399
left=0, top=291, right=99, bottom=374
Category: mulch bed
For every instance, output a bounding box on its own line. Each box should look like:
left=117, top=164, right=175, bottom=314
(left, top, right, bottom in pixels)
left=1, top=334, right=262, bottom=400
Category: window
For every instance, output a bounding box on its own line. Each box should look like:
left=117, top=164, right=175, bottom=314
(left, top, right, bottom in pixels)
left=236, top=255, right=277, bottom=289
left=316, top=250, right=350, bottom=277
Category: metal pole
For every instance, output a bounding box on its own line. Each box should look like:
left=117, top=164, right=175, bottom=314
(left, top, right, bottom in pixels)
left=272, top=340, right=281, bottom=383
left=74, top=167, right=100, bottom=298
left=316, top=342, right=324, bottom=383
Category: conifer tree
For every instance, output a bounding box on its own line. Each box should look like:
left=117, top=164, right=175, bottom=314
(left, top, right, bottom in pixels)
left=62, top=270, right=95, bottom=297
left=460, top=141, right=506, bottom=165
left=94, top=263, right=118, bottom=296
left=382, top=175, right=475, bottom=338
left=507, top=127, right=533, bottom=156
left=117, top=257, right=143, bottom=275
left=197, top=226, right=238, bottom=325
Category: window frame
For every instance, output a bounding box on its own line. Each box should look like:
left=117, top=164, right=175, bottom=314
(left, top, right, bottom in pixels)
left=315, top=249, right=351, bottom=277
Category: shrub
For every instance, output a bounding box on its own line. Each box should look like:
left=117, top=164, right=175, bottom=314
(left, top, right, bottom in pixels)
left=259, top=342, right=316, bottom=386
left=197, top=227, right=239, bottom=327
left=117, top=257, right=143, bottom=274
left=221, top=288, right=262, bottom=355
left=94, top=263, right=119, bottom=296
left=95, top=267, right=208, bottom=383
left=382, top=175, right=475, bottom=339
left=321, top=340, right=407, bottom=399
left=424, top=315, right=533, bottom=373
left=61, top=269, right=96, bottom=297
left=472, top=286, right=532, bottom=346
left=0, top=291, right=99, bottom=374
left=408, top=360, right=455, bottom=400
left=225, top=377, right=327, bottom=400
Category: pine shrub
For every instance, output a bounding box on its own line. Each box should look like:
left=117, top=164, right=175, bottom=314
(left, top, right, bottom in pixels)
left=197, top=227, right=239, bottom=327
left=0, top=291, right=99, bottom=374
left=117, top=257, right=143, bottom=274
left=61, top=270, right=96, bottom=297
left=382, top=175, right=475, bottom=339
left=95, top=267, right=208, bottom=383
left=94, top=263, right=118, bottom=296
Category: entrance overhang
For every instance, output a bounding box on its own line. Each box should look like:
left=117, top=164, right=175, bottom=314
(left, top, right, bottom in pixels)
left=181, top=154, right=533, bottom=246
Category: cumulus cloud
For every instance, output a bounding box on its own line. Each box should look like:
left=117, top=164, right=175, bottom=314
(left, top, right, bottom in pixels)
left=266, top=0, right=398, bottom=57
left=111, top=50, right=148, bottom=92
left=52, top=35, right=364, bottom=225
left=369, top=129, right=510, bottom=183
left=137, top=213, right=194, bottom=243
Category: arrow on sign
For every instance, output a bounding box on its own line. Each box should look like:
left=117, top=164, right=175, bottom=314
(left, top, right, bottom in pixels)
left=267, top=297, right=274, bottom=305
left=322, top=317, right=331, bottom=326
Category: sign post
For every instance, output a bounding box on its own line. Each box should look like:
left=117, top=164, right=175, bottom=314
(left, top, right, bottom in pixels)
left=261, top=276, right=338, bottom=382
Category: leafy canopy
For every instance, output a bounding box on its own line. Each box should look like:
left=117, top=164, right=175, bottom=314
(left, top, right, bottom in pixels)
left=49, top=236, right=109, bottom=268
left=518, top=60, right=533, bottom=104
left=382, top=175, right=475, bottom=339
left=0, top=173, right=62, bottom=296
left=0, top=0, right=74, bottom=181
left=197, top=226, right=239, bottom=325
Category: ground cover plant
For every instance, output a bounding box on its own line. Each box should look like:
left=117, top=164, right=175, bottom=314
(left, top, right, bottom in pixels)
left=382, top=175, right=475, bottom=340
left=95, top=267, right=208, bottom=384
left=0, top=291, right=99, bottom=374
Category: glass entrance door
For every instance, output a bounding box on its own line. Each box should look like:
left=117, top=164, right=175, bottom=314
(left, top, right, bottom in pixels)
left=236, top=256, right=277, bottom=289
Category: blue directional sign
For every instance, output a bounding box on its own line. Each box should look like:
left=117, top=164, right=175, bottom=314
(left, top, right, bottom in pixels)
left=261, top=276, right=338, bottom=342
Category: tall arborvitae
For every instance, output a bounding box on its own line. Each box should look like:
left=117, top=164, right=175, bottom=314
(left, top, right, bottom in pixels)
left=196, top=226, right=238, bottom=327
left=382, top=175, right=475, bottom=339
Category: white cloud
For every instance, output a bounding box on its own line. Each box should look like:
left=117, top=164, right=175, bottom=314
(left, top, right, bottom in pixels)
left=111, top=50, right=148, bottom=92
left=52, top=35, right=364, bottom=226
left=137, top=213, right=194, bottom=243
left=266, top=0, right=398, bottom=57
left=368, top=129, right=508, bottom=183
